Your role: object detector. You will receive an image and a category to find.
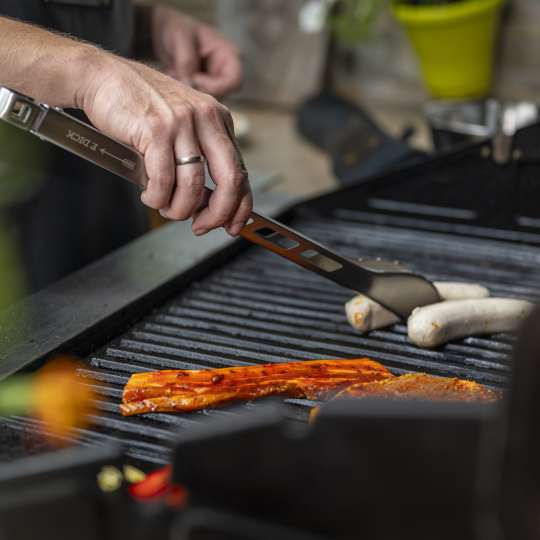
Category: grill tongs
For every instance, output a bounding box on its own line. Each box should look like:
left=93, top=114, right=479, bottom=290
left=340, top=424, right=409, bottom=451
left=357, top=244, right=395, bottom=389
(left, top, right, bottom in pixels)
left=0, top=87, right=440, bottom=319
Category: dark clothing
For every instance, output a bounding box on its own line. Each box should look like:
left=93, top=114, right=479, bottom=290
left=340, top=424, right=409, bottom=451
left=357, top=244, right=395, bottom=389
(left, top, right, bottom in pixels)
left=0, top=0, right=148, bottom=292
left=0, top=0, right=134, bottom=56
left=9, top=155, right=147, bottom=292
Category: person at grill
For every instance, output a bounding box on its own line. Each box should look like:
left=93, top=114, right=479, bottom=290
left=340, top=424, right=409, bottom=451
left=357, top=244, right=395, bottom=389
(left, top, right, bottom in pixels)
left=0, top=2, right=251, bottom=297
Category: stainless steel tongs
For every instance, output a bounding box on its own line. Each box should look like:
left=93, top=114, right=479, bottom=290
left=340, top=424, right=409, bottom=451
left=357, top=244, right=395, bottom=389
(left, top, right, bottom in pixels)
left=0, top=87, right=440, bottom=319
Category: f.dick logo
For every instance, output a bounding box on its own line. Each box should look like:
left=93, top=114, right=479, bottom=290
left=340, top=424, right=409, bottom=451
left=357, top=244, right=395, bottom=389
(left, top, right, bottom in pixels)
left=66, top=129, right=98, bottom=152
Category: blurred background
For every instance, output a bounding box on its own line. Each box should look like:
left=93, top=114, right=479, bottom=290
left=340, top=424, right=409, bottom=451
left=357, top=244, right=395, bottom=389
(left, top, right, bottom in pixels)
left=0, top=0, right=535, bottom=308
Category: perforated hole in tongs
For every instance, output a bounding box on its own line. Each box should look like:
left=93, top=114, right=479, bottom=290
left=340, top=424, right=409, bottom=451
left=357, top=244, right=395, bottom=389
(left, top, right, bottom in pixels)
left=254, top=228, right=300, bottom=250
left=299, top=249, right=343, bottom=273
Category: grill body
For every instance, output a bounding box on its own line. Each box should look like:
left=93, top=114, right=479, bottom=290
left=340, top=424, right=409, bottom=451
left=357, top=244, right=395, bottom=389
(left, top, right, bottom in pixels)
left=1, top=134, right=540, bottom=538
left=71, top=208, right=531, bottom=464
left=1, top=139, right=539, bottom=464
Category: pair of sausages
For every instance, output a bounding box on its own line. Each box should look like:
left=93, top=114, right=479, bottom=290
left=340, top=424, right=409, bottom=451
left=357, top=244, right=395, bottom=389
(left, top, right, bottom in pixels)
left=345, top=282, right=534, bottom=348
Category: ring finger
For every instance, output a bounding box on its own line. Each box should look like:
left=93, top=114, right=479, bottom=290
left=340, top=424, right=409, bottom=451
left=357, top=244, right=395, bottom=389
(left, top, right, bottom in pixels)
left=160, top=135, right=206, bottom=222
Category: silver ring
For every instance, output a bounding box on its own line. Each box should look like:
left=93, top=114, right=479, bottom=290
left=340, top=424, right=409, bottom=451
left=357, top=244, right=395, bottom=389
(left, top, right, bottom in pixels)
left=175, top=155, right=206, bottom=166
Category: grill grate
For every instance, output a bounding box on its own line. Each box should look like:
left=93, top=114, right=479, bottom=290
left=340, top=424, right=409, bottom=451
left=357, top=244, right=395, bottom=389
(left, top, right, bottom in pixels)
left=3, top=210, right=539, bottom=464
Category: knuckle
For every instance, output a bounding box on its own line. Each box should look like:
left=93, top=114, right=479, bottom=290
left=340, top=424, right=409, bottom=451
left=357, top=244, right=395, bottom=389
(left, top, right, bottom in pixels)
left=219, top=103, right=232, bottom=118
left=147, top=118, right=174, bottom=141
left=174, top=104, right=195, bottom=125
left=197, top=97, right=220, bottom=119
left=222, top=171, right=246, bottom=190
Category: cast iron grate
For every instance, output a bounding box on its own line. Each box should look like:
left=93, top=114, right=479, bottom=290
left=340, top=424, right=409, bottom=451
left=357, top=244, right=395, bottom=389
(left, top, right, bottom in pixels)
left=3, top=210, right=539, bottom=464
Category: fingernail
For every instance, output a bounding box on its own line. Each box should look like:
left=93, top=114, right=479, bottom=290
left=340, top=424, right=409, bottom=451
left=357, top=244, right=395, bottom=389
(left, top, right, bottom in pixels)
left=193, top=228, right=207, bottom=236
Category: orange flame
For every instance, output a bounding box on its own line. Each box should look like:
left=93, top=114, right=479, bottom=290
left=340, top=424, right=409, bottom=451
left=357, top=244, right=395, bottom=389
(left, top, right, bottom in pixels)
left=33, top=357, right=95, bottom=444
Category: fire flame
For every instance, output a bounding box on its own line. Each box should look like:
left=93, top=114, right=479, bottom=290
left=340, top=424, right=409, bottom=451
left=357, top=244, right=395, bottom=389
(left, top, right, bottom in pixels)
left=33, top=357, right=95, bottom=443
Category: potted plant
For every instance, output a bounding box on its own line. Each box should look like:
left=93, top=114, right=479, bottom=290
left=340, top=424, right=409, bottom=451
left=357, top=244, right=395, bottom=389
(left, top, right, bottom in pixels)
left=329, top=0, right=505, bottom=98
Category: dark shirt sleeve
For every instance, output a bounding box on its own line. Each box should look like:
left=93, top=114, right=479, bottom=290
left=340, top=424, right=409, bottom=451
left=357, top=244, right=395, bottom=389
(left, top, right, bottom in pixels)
left=133, top=3, right=154, bottom=60
left=0, top=0, right=135, bottom=58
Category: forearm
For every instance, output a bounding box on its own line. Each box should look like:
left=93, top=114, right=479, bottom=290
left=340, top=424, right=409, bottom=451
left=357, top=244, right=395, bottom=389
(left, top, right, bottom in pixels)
left=0, top=15, right=251, bottom=235
left=0, top=16, right=102, bottom=108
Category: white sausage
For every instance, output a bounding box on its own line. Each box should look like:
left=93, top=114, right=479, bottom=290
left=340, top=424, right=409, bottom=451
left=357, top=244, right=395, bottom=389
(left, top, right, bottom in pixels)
left=345, top=295, right=400, bottom=332
left=407, top=298, right=534, bottom=348
left=345, top=281, right=490, bottom=333
left=431, top=282, right=489, bottom=301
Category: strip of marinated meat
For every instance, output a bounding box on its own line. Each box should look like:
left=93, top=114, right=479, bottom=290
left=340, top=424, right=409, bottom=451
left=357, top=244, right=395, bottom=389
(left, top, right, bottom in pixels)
left=120, top=358, right=393, bottom=415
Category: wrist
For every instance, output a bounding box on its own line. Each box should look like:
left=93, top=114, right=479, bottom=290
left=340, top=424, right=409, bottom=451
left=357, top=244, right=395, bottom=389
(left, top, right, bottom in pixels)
left=71, top=45, right=113, bottom=111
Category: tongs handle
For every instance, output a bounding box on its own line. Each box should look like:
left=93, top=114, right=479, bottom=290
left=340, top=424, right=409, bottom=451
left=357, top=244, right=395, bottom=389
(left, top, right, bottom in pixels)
left=0, top=87, right=148, bottom=187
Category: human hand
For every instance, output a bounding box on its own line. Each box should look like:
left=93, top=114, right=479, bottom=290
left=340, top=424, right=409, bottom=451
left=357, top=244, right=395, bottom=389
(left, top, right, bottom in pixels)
left=78, top=53, right=251, bottom=236
left=152, top=5, right=242, bottom=97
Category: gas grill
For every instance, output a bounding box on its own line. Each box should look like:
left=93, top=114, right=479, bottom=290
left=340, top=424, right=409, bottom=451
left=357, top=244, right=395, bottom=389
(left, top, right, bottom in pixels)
left=1, top=135, right=540, bottom=460
left=1, top=125, right=540, bottom=538
left=80, top=209, right=525, bottom=465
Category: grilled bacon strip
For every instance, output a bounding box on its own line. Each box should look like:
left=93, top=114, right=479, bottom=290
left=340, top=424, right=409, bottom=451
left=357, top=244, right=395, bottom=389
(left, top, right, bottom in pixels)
left=335, top=373, right=501, bottom=402
left=120, top=359, right=393, bottom=416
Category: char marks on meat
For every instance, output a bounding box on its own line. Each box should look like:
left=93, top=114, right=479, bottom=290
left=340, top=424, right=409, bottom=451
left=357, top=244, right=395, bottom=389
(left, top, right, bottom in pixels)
left=120, top=359, right=393, bottom=416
